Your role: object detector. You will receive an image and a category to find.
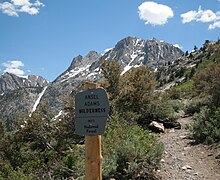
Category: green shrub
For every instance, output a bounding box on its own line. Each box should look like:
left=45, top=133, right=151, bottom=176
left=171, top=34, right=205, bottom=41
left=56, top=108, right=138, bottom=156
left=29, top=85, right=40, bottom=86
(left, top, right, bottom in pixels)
left=169, top=80, right=194, bottom=99
left=0, top=165, right=36, bottom=180
left=193, top=63, right=220, bottom=107
left=0, top=104, right=85, bottom=179
left=9, top=169, right=36, bottom=180
left=150, top=100, right=182, bottom=121
left=102, top=114, right=164, bottom=179
left=197, top=57, right=214, bottom=71
left=186, top=96, right=211, bottom=115
left=167, top=100, right=184, bottom=112
left=190, top=107, right=220, bottom=144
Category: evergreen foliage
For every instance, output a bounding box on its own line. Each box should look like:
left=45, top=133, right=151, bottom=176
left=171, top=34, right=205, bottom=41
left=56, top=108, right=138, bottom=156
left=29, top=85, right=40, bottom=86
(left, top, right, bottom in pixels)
left=194, top=64, right=220, bottom=107
left=102, top=113, right=164, bottom=179
left=190, top=107, right=220, bottom=144
left=0, top=103, right=84, bottom=179
left=101, top=60, right=121, bottom=100
left=117, top=66, right=156, bottom=115
left=101, top=62, right=157, bottom=125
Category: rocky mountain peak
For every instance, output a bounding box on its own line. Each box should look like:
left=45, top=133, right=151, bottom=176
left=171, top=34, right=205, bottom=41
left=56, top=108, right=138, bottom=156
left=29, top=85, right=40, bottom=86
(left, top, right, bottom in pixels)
left=0, top=73, right=48, bottom=94
left=86, top=50, right=100, bottom=59
left=144, top=38, right=184, bottom=69
left=66, top=51, right=101, bottom=72
left=66, top=55, right=83, bottom=71
left=55, top=51, right=102, bottom=83
left=102, top=36, right=183, bottom=74
left=114, top=36, right=145, bottom=50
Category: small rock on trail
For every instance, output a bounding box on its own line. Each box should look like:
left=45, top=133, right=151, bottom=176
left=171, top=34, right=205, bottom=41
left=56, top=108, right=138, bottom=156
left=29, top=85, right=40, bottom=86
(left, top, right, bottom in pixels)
left=156, top=117, right=220, bottom=180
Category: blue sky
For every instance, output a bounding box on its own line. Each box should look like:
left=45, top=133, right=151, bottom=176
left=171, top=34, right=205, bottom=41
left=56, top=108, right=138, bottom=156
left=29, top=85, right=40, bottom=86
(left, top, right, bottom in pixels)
left=0, top=0, right=220, bottom=81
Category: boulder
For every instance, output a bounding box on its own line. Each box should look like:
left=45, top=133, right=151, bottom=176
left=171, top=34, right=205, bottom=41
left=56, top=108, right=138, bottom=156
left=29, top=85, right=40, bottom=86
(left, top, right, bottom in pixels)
left=149, top=121, right=165, bottom=133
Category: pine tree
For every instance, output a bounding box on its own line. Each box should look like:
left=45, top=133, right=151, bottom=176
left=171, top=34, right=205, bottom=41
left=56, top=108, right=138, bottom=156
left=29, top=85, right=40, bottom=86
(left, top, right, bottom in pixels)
left=101, top=60, right=121, bottom=100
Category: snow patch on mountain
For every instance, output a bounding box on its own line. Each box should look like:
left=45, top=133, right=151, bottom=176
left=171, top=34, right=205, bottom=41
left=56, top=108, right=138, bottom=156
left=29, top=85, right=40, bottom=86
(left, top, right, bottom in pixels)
left=61, top=65, right=91, bottom=82
left=87, top=69, right=100, bottom=78
left=104, top=47, right=113, bottom=53
left=121, top=51, right=140, bottom=75
left=29, top=86, right=48, bottom=117
left=19, top=75, right=29, bottom=79
left=187, top=64, right=197, bottom=68
left=52, top=110, right=63, bottom=121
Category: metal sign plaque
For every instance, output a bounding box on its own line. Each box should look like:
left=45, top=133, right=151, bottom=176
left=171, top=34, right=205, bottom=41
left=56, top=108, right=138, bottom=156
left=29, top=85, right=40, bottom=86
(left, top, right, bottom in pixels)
left=75, top=88, right=109, bottom=136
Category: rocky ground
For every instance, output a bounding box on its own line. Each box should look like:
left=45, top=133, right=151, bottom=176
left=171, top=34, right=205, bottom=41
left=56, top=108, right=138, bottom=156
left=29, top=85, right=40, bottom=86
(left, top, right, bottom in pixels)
left=156, top=116, right=220, bottom=180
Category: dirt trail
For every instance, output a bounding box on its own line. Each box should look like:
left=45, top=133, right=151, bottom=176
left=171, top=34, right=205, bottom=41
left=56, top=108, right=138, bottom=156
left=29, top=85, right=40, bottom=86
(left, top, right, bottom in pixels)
left=157, top=116, right=220, bottom=180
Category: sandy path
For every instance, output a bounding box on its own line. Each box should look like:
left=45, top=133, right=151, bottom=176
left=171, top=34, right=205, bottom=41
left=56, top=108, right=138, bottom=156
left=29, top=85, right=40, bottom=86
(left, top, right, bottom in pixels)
left=157, top=117, right=220, bottom=180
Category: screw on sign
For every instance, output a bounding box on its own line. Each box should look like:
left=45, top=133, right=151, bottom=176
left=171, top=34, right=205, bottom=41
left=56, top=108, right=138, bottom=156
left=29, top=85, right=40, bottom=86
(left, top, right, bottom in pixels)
left=75, top=87, right=110, bottom=136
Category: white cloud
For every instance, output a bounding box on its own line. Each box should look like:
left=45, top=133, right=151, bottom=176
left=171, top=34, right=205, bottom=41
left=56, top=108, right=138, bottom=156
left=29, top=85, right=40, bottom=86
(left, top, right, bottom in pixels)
left=209, top=21, right=220, bottom=29
left=0, top=0, right=44, bottom=17
left=12, top=0, right=31, bottom=6
left=0, top=2, right=18, bottom=16
left=181, top=6, right=220, bottom=30
left=198, top=10, right=217, bottom=22
left=20, top=5, right=38, bottom=15
left=34, top=0, right=44, bottom=7
left=181, top=7, right=219, bottom=23
left=4, top=68, right=25, bottom=75
left=138, top=1, right=174, bottom=26
left=2, top=60, right=25, bottom=76
left=3, top=60, right=24, bottom=68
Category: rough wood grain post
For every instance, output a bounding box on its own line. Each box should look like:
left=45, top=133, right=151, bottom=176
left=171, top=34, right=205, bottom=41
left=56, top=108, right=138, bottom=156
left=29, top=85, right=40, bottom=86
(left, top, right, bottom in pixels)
left=84, top=82, right=102, bottom=180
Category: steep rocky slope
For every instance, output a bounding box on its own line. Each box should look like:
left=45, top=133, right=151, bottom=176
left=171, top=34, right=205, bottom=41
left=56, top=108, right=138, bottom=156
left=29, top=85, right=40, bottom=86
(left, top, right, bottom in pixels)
left=0, top=73, right=48, bottom=122
left=0, top=73, right=48, bottom=94
left=158, top=44, right=218, bottom=93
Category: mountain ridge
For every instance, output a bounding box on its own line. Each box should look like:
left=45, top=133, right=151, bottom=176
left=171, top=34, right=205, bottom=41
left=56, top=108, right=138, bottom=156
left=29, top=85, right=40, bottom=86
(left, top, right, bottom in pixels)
left=0, top=72, right=48, bottom=94
left=0, top=36, right=184, bottom=121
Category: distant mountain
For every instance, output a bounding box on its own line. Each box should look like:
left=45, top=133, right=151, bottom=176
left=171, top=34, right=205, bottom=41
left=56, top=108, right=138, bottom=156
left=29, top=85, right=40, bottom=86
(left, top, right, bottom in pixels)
left=0, top=73, right=48, bottom=122
left=0, top=72, right=48, bottom=94
left=39, top=36, right=183, bottom=114
left=0, top=36, right=184, bottom=121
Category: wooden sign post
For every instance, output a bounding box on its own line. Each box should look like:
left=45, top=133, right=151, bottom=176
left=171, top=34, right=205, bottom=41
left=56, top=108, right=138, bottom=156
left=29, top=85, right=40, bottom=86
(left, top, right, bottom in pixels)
left=85, top=135, right=102, bottom=180
left=75, top=82, right=109, bottom=180
left=85, top=82, right=102, bottom=180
